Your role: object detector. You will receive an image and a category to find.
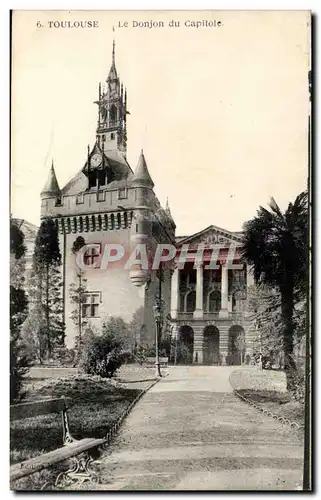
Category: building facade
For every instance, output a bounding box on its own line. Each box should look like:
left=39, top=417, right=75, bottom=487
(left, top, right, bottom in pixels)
left=170, top=226, right=256, bottom=365
left=40, top=42, right=175, bottom=348
left=38, top=42, right=257, bottom=361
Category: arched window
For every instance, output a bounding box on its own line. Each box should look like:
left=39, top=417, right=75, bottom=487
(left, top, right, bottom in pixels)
left=208, top=290, right=221, bottom=312
left=186, top=291, right=196, bottom=313
left=124, top=212, right=128, bottom=228
left=117, top=213, right=121, bottom=229
left=91, top=215, right=96, bottom=231
left=109, top=104, right=117, bottom=123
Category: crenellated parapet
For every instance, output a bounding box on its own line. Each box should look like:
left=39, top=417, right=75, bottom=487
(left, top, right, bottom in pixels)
left=53, top=210, right=134, bottom=234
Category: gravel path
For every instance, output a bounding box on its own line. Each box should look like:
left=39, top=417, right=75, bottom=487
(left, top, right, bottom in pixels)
left=82, top=366, right=304, bottom=491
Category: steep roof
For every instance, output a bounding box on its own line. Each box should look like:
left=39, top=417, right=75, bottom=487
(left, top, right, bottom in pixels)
left=41, top=162, right=60, bottom=197
left=131, top=150, right=154, bottom=187
left=107, top=40, right=118, bottom=81
left=13, top=219, right=38, bottom=240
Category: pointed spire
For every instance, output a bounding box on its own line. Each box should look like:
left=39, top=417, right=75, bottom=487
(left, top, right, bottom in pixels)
left=132, top=150, right=154, bottom=187
left=107, top=39, right=117, bottom=81
left=165, top=197, right=171, bottom=213
left=165, top=197, right=174, bottom=219
left=41, top=160, right=61, bottom=197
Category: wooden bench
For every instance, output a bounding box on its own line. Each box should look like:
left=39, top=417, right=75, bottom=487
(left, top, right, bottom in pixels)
left=145, top=357, right=168, bottom=368
left=10, top=397, right=106, bottom=486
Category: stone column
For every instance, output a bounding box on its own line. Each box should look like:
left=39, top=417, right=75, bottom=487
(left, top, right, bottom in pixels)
left=219, top=263, right=229, bottom=318
left=170, top=267, right=180, bottom=319
left=193, top=263, right=203, bottom=318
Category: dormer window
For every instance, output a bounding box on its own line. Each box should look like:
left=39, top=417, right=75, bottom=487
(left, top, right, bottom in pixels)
left=118, top=188, right=127, bottom=199
left=55, top=196, right=62, bottom=207
left=98, top=170, right=106, bottom=186
left=76, top=193, right=84, bottom=204
left=88, top=171, right=96, bottom=188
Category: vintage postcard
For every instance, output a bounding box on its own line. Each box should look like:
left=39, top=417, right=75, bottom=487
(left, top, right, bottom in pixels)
left=10, top=10, right=311, bottom=491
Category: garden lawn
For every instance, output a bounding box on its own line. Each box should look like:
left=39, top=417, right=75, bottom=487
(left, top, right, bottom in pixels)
left=10, top=365, right=156, bottom=490
left=229, top=368, right=304, bottom=430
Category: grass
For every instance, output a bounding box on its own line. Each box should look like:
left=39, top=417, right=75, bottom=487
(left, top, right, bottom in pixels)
left=10, top=365, right=156, bottom=490
left=229, top=368, right=304, bottom=430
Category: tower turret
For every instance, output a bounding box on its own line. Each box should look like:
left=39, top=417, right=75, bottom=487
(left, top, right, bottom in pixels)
left=95, top=40, right=128, bottom=156
left=129, top=150, right=154, bottom=287
left=41, top=160, right=61, bottom=198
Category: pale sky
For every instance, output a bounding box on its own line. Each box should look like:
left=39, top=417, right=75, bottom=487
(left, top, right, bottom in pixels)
left=11, top=10, right=310, bottom=236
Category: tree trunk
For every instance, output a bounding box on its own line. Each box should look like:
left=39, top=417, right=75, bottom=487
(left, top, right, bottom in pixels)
left=78, top=274, right=82, bottom=348
left=46, top=263, right=51, bottom=356
left=281, top=282, right=296, bottom=390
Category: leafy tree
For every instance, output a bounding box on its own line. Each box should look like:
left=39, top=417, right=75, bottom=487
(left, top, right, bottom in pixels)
left=79, top=317, right=126, bottom=378
left=27, top=219, right=64, bottom=360
left=241, top=192, right=308, bottom=388
left=10, top=218, right=30, bottom=402
left=247, top=284, right=283, bottom=358
left=69, top=270, right=88, bottom=355
left=128, top=307, right=145, bottom=352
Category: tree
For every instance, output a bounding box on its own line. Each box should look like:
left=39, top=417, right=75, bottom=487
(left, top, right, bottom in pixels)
left=241, top=191, right=308, bottom=388
left=27, top=219, right=64, bottom=360
left=69, top=270, right=88, bottom=355
left=247, top=284, right=283, bottom=359
left=128, top=307, right=145, bottom=352
left=69, top=235, right=88, bottom=359
left=10, top=218, right=30, bottom=402
left=79, top=317, right=126, bottom=378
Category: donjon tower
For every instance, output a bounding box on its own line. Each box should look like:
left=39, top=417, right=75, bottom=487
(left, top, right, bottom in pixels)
left=40, top=42, right=176, bottom=348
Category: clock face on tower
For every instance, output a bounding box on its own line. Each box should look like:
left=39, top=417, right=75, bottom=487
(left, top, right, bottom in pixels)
left=91, top=153, right=102, bottom=168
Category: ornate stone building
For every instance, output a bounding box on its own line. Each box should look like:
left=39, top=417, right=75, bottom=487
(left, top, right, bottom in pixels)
left=170, top=226, right=256, bottom=365
left=40, top=42, right=175, bottom=348
left=38, top=42, right=256, bottom=362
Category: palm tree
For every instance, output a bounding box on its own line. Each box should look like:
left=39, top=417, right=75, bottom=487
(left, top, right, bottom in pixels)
left=241, top=191, right=308, bottom=388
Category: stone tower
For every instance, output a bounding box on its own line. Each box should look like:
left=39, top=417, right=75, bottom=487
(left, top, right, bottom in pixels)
left=40, top=42, right=176, bottom=348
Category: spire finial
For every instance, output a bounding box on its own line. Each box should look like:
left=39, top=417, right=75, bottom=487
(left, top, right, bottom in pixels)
left=165, top=196, right=173, bottom=221
left=112, top=39, right=115, bottom=65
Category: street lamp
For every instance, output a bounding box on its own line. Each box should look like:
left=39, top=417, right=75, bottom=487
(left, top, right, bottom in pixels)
left=152, top=301, right=162, bottom=377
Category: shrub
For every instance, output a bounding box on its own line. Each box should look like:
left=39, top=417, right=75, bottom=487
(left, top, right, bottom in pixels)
left=144, top=345, right=167, bottom=358
left=134, top=345, right=147, bottom=365
left=79, top=319, right=125, bottom=378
